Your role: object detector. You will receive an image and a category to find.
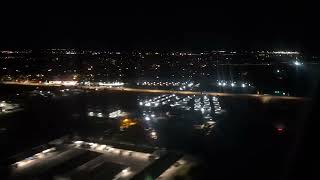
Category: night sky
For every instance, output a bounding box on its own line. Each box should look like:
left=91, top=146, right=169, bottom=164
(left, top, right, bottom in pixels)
left=1, top=3, right=319, bottom=53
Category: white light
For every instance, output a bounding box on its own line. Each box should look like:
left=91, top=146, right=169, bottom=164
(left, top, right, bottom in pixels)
left=145, top=116, right=151, bottom=121
left=90, top=143, right=98, bottom=149
left=74, top=141, right=84, bottom=144
left=231, top=83, right=235, bottom=87
left=151, top=114, right=155, bottom=117
left=109, top=110, right=127, bottom=118
left=88, top=112, right=94, bottom=116
left=222, top=83, right=226, bottom=86
left=139, top=102, right=143, bottom=106
left=97, top=145, right=107, bottom=150
left=276, top=69, right=280, bottom=73
left=242, top=83, right=246, bottom=88
left=294, top=61, right=302, bottom=66
left=218, top=82, right=222, bottom=86
left=42, top=147, right=56, bottom=153
left=97, top=113, right=103, bottom=117
left=98, top=82, right=124, bottom=86
left=62, top=81, right=77, bottom=86
left=48, top=81, right=62, bottom=85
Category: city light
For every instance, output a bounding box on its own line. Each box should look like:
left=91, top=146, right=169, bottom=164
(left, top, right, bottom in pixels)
left=150, top=130, right=158, bottom=139
left=0, top=102, right=5, bottom=107
left=217, top=80, right=252, bottom=88
left=120, top=118, right=137, bottom=129
left=145, top=116, right=151, bottom=121
left=97, top=113, right=103, bottom=117
left=98, top=82, right=124, bottom=87
left=109, top=110, right=128, bottom=118
left=272, top=51, right=299, bottom=55
left=294, top=60, right=302, bottom=66
left=12, top=147, right=57, bottom=168
left=47, top=80, right=78, bottom=86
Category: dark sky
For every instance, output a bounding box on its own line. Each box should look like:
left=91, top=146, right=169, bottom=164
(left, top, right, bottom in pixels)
left=0, top=3, right=319, bottom=53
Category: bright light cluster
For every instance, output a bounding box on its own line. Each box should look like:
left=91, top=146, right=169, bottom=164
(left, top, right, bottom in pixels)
left=0, top=101, right=6, bottom=108
left=293, top=60, right=302, bottom=66
left=139, top=94, right=193, bottom=110
left=149, top=130, right=158, bottom=140
left=139, top=94, right=224, bottom=115
left=194, top=96, right=212, bottom=119
left=140, top=109, right=160, bottom=140
left=88, top=111, right=104, bottom=118
left=72, top=141, right=153, bottom=163
left=217, top=80, right=251, bottom=88
left=169, top=95, right=192, bottom=110
left=0, top=101, right=20, bottom=113
left=138, top=94, right=226, bottom=140
left=98, top=82, right=124, bottom=87
left=12, top=147, right=56, bottom=168
left=139, top=94, right=175, bottom=107
left=271, top=51, right=299, bottom=55
left=73, top=141, right=113, bottom=150
left=212, top=96, right=222, bottom=114
left=137, top=81, right=199, bottom=88
left=109, top=110, right=128, bottom=118
left=47, top=81, right=78, bottom=86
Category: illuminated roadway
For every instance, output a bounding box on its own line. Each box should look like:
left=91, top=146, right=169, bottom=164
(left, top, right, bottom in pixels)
left=88, top=86, right=307, bottom=102
left=1, top=81, right=308, bottom=102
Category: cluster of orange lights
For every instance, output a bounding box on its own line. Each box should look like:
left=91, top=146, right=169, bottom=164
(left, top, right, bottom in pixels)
left=120, top=118, right=137, bottom=129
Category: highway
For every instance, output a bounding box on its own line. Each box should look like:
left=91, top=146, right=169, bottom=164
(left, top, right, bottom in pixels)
left=89, top=86, right=308, bottom=102
left=1, top=81, right=308, bottom=102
